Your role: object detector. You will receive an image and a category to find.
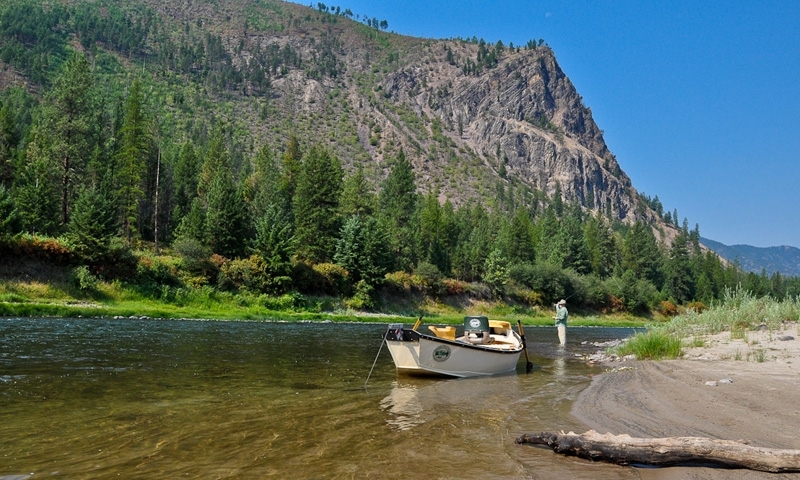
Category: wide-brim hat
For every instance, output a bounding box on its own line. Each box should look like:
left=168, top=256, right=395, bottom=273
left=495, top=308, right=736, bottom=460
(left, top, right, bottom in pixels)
left=557, top=299, right=567, bottom=306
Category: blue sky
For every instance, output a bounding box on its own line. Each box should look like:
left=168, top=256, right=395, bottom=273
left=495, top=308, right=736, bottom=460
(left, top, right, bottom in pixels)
left=323, top=1, right=800, bottom=248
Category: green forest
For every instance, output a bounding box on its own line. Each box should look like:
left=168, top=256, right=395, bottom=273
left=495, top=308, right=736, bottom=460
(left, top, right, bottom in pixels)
left=1, top=0, right=798, bottom=320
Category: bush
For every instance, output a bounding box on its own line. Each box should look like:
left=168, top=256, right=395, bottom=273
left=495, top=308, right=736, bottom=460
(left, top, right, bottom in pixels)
left=344, top=280, right=375, bottom=310
left=71, top=265, right=99, bottom=292
left=258, top=291, right=306, bottom=310
left=174, top=237, right=215, bottom=276
left=291, top=262, right=349, bottom=295
left=413, top=261, right=444, bottom=295
left=660, top=300, right=678, bottom=317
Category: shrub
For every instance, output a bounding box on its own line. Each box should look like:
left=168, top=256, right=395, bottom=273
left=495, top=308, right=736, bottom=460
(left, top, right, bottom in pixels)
left=413, top=261, right=444, bottom=295
left=292, top=262, right=349, bottom=295
left=344, top=280, right=375, bottom=310
left=258, top=291, right=306, bottom=310
left=173, top=237, right=215, bottom=276
left=71, top=265, right=99, bottom=292
left=509, top=287, right=542, bottom=307
left=659, top=300, right=678, bottom=317
left=384, top=271, right=417, bottom=292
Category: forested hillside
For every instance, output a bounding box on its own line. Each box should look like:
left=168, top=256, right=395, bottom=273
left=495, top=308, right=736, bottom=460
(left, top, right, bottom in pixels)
left=1, top=0, right=797, bottom=315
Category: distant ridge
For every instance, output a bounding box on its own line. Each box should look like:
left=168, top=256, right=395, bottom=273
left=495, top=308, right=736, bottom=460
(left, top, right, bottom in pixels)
left=701, top=238, right=800, bottom=277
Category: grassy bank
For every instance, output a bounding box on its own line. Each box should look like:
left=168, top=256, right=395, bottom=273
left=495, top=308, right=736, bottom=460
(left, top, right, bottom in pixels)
left=616, top=287, right=800, bottom=359
left=0, top=272, right=648, bottom=326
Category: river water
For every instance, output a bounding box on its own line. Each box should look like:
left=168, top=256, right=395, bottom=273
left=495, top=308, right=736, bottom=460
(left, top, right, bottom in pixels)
left=0, top=318, right=642, bottom=479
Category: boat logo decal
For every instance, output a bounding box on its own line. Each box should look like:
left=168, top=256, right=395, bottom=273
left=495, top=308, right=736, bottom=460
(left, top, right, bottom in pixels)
left=432, top=345, right=451, bottom=362
left=468, top=318, right=482, bottom=329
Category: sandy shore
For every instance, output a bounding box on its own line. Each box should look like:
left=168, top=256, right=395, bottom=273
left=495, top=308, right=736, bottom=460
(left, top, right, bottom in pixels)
left=572, top=323, right=800, bottom=479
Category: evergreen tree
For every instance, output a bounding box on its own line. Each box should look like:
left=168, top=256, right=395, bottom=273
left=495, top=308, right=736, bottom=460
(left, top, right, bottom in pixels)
left=334, top=215, right=392, bottom=287
left=340, top=164, right=375, bottom=217
left=0, top=102, right=18, bottom=188
left=14, top=139, right=60, bottom=235
left=622, top=221, right=663, bottom=287
left=293, top=144, right=343, bottom=263
left=171, top=142, right=199, bottom=224
left=67, top=184, right=117, bottom=264
left=40, top=52, right=98, bottom=227
left=663, top=229, right=694, bottom=303
left=252, top=204, right=294, bottom=293
left=377, top=150, right=418, bottom=271
left=535, top=207, right=566, bottom=267
left=498, top=208, right=535, bottom=265
left=116, top=78, right=150, bottom=243
left=205, top=160, right=249, bottom=259
left=483, top=248, right=510, bottom=295
left=451, top=203, right=492, bottom=281
left=0, top=184, right=19, bottom=237
left=561, top=213, right=592, bottom=274
left=584, top=211, right=618, bottom=278
left=418, top=191, right=455, bottom=275
left=248, top=143, right=280, bottom=216
left=278, top=133, right=302, bottom=214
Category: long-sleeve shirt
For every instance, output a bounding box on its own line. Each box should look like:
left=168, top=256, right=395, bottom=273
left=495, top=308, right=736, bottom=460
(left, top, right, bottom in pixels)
left=554, top=306, right=568, bottom=325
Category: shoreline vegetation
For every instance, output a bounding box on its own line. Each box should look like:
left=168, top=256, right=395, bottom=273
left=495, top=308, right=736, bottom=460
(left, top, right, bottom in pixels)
left=0, top=252, right=652, bottom=326
left=614, top=288, right=800, bottom=360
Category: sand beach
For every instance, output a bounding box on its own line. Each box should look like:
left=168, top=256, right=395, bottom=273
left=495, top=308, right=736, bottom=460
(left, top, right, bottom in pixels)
left=572, top=323, right=800, bottom=479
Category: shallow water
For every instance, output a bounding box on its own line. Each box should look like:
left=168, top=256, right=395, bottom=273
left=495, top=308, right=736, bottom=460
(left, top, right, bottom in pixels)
left=0, top=318, right=641, bottom=479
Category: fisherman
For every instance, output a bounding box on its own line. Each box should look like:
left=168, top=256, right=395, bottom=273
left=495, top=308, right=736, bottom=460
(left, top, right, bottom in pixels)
left=553, top=299, right=568, bottom=346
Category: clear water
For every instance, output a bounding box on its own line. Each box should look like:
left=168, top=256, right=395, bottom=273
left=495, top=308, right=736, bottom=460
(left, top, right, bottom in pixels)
left=0, top=318, right=641, bottom=479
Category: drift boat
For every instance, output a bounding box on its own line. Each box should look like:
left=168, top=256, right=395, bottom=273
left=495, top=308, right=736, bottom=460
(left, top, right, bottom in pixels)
left=383, top=316, right=526, bottom=378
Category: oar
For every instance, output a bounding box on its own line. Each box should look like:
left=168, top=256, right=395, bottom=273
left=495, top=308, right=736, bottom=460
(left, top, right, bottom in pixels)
left=517, top=320, right=534, bottom=373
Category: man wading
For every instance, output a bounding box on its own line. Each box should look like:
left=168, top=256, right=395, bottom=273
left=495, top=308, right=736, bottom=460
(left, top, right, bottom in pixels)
left=554, top=299, right=568, bottom=346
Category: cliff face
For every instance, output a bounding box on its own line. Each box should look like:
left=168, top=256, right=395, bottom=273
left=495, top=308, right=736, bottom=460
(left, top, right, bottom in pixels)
left=371, top=42, right=644, bottom=222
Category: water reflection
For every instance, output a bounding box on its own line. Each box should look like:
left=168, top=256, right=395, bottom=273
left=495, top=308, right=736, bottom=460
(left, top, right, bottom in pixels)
left=381, top=375, right=523, bottom=431
left=0, top=319, right=637, bottom=479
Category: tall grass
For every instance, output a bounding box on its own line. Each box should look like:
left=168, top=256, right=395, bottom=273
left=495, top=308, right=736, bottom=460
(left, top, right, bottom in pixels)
left=616, top=330, right=683, bottom=360
left=616, top=287, right=800, bottom=360
left=661, top=287, right=800, bottom=337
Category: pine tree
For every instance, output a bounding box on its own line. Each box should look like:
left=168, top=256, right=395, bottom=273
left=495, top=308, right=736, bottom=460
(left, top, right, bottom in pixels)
left=0, top=102, right=18, bottom=188
left=67, top=184, right=117, bottom=264
left=340, top=164, right=375, bottom=217
left=205, top=161, right=249, bottom=259
left=40, top=52, right=98, bottom=227
left=116, top=78, right=150, bottom=243
left=622, top=221, right=663, bottom=287
left=377, top=150, right=418, bottom=271
left=252, top=204, right=294, bottom=293
left=278, top=133, right=302, bottom=215
left=334, top=214, right=392, bottom=286
left=293, top=144, right=343, bottom=263
left=663, top=229, right=694, bottom=303
left=584, top=211, right=618, bottom=278
left=171, top=142, right=199, bottom=227
left=0, top=184, right=19, bottom=237
left=14, top=139, right=60, bottom=235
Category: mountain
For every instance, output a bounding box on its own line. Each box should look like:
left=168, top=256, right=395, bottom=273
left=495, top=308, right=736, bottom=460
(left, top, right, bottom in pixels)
left=0, top=0, right=664, bottom=225
left=700, top=238, right=800, bottom=276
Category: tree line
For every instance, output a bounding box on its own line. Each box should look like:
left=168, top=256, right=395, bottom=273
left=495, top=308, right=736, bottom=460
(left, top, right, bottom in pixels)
left=1, top=51, right=798, bottom=313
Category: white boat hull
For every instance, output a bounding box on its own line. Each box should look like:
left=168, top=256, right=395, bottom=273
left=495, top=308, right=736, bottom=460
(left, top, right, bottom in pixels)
left=384, top=323, right=524, bottom=378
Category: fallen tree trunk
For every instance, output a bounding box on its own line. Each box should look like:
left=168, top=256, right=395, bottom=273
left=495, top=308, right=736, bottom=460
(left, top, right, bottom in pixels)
left=515, top=430, right=800, bottom=473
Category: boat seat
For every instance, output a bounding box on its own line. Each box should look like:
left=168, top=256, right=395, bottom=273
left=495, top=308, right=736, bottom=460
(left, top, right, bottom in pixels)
left=428, top=325, right=456, bottom=340
left=489, top=320, right=511, bottom=334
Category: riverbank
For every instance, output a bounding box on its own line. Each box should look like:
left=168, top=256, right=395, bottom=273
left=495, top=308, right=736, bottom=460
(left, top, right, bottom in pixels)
left=572, top=323, right=800, bottom=479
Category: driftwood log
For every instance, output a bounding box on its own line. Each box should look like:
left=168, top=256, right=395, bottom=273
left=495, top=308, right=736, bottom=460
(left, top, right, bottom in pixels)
left=515, top=430, right=800, bottom=473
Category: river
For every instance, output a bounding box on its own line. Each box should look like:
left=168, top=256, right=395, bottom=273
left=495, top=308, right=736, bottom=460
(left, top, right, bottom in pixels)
left=0, top=318, right=641, bottom=479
